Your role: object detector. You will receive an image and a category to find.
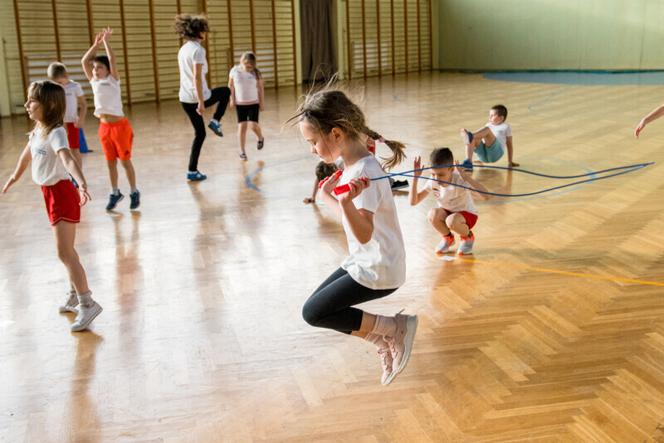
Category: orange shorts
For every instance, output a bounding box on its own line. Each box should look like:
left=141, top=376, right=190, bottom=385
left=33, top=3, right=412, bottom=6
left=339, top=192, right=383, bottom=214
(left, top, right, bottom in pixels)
left=99, top=118, right=133, bottom=161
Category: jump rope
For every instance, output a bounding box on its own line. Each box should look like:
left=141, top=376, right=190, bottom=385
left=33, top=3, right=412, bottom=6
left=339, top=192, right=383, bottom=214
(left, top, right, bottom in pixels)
left=324, top=162, right=655, bottom=198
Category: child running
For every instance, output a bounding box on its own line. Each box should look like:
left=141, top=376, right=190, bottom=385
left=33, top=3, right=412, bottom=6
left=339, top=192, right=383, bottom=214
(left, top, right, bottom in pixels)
left=229, top=52, right=264, bottom=161
left=82, top=28, right=140, bottom=211
left=47, top=62, right=87, bottom=170
left=294, top=89, right=417, bottom=385
left=409, top=147, right=490, bottom=255
left=2, top=80, right=102, bottom=332
left=460, top=104, right=518, bottom=170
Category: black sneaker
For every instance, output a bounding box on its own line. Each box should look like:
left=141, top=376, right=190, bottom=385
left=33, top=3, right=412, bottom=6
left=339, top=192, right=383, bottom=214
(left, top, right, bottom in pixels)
left=208, top=120, right=223, bottom=137
left=106, top=191, right=124, bottom=211
left=130, top=190, right=140, bottom=210
left=391, top=179, right=409, bottom=190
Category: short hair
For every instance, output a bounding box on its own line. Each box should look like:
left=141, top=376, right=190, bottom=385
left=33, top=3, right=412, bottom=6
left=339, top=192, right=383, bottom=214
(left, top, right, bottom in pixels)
left=315, top=161, right=339, bottom=182
left=491, top=104, right=508, bottom=120
left=430, top=147, right=454, bottom=167
left=47, top=62, right=67, bottom=80
left=174, top=14, right=210, bottom=39
left=93, top=55, right=110, bottom=71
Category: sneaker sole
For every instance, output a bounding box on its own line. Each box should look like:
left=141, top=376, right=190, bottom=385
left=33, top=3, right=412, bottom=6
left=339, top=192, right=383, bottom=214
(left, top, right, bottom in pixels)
left=59, top=306, right=79, bottom=314
left=71, top=304, right=103, bottom=332
left=384, top=315, right=418, bottom=385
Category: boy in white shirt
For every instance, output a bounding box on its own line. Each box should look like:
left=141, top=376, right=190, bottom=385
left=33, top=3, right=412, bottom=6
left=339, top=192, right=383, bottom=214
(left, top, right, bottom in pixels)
left=47, top=62, right=87, bottom=170
left=409, top=147, right=490, bottom=255
left=460, top=104, right=518, bottom=171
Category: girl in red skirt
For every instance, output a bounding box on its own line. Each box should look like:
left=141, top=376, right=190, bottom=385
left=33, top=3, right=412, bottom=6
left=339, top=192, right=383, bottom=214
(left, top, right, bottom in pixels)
left=2, top=80, right=102, bottom=332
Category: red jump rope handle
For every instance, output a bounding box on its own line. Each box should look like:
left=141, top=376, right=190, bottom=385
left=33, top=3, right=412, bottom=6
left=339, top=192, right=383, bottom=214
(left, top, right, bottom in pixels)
left=332, top=177, right=369, bottom=196
left=319, top=169, right=343, bottom=189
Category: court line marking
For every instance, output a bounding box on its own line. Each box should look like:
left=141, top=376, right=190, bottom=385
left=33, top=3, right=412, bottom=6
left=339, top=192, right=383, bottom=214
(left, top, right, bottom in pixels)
left=454, top=256, right=664, bottom=287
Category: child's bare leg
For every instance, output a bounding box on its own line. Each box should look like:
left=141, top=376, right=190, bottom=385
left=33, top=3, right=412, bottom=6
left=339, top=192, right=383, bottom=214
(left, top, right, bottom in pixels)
left=54, top=221, right=89, bottom=295
left=461, top=127, right=497, bottom=161
left=120, top=159, right=137, bottom=191
left=350, top=312, right=377, bottom=339
left=428, top=208, right=452, bottom=236
left=107, top=159, right=119, bottom=190
left=446, top=213, right=470, bottom=237
left=250, top=122, right=263, bottom=140
left=238, top=122, right=248, bottom=155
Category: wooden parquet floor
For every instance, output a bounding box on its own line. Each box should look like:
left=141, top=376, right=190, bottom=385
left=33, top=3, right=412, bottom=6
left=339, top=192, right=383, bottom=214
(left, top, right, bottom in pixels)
left=1, top=73, right=663, bottom=442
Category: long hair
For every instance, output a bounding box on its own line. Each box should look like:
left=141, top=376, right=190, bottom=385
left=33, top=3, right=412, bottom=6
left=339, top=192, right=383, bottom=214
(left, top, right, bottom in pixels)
left=28, top=80, right=65, bottom=135
left=174, top=14, right=209, bottom=39
left=240, top=51, right=261, bottom=80
left=289, top=87, right=406, bottom=170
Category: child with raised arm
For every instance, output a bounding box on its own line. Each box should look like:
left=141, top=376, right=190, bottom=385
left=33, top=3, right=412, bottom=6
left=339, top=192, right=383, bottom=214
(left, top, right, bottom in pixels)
left=82, top=28, right=140, bottom=211
left=2, top=81, right=102, bottom=332
left=409, top=147, right=490, bottom=255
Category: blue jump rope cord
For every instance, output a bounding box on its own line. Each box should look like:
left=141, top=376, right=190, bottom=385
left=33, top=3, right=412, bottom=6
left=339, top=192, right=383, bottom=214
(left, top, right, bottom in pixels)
left=370, top=162, right=654, bottom=198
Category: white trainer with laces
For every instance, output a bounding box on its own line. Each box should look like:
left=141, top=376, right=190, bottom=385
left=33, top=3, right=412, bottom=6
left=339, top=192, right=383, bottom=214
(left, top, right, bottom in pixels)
left=59, top=291, right=79, bottom=314
left=71, top=301, right=103, bottom=332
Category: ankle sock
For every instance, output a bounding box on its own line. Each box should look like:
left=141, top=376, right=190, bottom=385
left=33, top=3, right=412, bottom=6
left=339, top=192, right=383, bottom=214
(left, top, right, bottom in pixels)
left=77, top=291, right=93, bottom=307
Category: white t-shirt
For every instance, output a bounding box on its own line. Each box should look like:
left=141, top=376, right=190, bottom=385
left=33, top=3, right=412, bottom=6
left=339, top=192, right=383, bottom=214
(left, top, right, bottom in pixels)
left=487, top=122, right=512, bottom=149
left=29, top=126, right=70, bottom=186
left=427, top=170, right=477, bottom=214
left=90, top=75, right=124, bottom=117
left=229, top=65, right=259, bottom=104
left=339, top=155, right=406, bottom=290
left=63, top=81, right=84, bottom=123
left=178, top=40, right=211, bottom=103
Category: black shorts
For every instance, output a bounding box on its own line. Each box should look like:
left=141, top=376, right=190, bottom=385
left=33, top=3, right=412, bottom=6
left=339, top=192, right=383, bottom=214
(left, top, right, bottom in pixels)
left=236, top=104, right=260, bottom=123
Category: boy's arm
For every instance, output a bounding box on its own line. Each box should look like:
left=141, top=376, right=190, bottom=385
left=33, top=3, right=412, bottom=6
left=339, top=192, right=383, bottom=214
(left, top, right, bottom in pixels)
left=463, top=174, right=491, bottom=201
left=2, top=144, right=31, bottom=193
left=408, top=176, right=430, bottom=206
left=81, top=32, right=103, bottom=81
left=635, top=104, right=664, bottom=137
left=101, top=28, right=120, bottom=80
left=506, top=136, right=519, bottom=167
left=76, top=95, right=87, bottom=128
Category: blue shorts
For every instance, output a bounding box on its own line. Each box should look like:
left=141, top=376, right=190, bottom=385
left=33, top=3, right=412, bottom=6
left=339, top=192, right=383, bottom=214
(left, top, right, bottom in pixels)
left=475, top=139, right=504, bottom=163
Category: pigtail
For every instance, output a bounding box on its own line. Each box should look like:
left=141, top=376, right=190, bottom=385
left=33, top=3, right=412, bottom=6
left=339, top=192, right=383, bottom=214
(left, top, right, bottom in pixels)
left=364, top=127, right=406, bottom=171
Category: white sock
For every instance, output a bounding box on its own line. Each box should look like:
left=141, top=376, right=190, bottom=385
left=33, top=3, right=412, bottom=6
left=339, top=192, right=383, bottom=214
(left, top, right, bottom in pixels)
left=371, top=315, right=397, bottom=337
left=112, top=188, right=120, bottom=195
left=77, top=291, right=93, bottom=307
left=210, top=118, right=219, bottom=125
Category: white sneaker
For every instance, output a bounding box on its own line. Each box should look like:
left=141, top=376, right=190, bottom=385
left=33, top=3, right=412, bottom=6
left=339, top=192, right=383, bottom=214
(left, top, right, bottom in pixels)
left=384, top=313, right=418, bottom=385
left=59, top=291, right=79, bottom=313
left=71, top=301, right=103, bottom=332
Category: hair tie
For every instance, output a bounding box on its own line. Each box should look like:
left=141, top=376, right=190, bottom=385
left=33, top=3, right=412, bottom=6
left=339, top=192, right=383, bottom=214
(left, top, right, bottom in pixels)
left=378, top=137, right=386, bottom=143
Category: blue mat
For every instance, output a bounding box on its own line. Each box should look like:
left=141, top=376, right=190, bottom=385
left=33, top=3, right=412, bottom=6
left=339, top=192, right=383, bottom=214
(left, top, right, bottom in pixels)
left=484, top=71, right=664, bottom=85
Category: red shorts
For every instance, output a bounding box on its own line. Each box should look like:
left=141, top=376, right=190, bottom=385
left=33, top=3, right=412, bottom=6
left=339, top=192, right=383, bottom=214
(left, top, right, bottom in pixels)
left=444, top=209, right=478, bottom=229
left=41, top=180, right=81, bottom=225
left=65, top=122, right=80, bottom=149
left=99, top=118, right=133, bottom=161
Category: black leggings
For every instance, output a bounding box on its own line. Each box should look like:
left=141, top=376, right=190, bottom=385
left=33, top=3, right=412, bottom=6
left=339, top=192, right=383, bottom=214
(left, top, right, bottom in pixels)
left=302, top=268, right=397, bottom=334
left=180, top=86, right=231, bottom=172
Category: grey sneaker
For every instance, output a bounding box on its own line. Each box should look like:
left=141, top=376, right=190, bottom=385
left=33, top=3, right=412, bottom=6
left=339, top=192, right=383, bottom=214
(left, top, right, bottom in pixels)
left=384, top=313, right=418, bottom=384
left=71, top=301, right=103, bottom=332
left=59, top=291, right=79, bottom=314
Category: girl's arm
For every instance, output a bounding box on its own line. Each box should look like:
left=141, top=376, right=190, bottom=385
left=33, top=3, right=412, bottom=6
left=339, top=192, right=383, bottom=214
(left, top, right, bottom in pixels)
left=257, top=78, right=264, bottom=111
left=228, top=76, right=236, bottom=107
left=58, top=149, right=91, bottom=205
left=81, top=32, right=104, bottom=81
left=339, top=179, right=374, bottom=244
left=635, top=104, right=664, bottom=138
left=194, top=63, right=206, bottom=115
left=2, top=144, right=31, bottom=193
left=409, top=156, right=430, bottom=205
left=101, top=28, right=120, bottom=80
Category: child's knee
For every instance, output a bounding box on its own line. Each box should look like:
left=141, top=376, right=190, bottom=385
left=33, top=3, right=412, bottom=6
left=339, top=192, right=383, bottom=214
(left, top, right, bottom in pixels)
left=428, top=208, right=445, bottom=224
left=446, top=213, right=465, bottom=229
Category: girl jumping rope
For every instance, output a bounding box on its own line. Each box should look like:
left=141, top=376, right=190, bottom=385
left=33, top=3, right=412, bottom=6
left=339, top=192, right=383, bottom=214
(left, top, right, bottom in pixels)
left=2, top=81, right=102, bottom=332
left=229, top=51, right=265, bottom=161
left=293, top=89, right=418, bottom=385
